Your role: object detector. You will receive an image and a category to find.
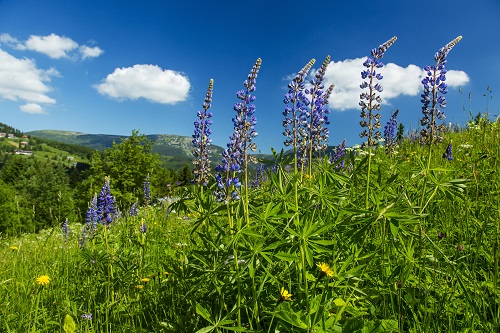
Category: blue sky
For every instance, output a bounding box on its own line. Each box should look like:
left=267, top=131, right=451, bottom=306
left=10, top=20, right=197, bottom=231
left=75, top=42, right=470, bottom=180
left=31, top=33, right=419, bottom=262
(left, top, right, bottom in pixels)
left=0, top=0, right=498, bottom=153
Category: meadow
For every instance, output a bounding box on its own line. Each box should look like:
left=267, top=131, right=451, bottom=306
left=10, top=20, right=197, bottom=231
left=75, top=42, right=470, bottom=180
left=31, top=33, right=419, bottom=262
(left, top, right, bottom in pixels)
left=0, top=37, right=499, bottom=332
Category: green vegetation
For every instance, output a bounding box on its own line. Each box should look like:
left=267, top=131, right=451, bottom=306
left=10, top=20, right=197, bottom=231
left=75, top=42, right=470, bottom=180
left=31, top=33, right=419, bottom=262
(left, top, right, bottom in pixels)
left=0, top=117, right=498, bottom=332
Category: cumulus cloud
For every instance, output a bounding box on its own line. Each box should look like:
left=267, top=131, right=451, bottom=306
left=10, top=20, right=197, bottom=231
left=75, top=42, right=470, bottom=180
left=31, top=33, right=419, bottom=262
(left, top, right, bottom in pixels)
left=79, top=45, right=104, bottom=59
left=20, top=103, right=46, bottom=114
left=95, top=64, right=190, bottom=104
left=1, top=33, right=103, bottom=60
left=317, top=57, right=470, bottom=110
left=18, top=33, right=78, bottom=59
left=0, top=49, right=58, bottom=105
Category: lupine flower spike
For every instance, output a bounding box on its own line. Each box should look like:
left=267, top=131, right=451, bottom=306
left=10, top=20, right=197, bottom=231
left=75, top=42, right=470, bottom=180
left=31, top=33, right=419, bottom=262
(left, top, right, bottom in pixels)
left=143, top=174, right=151, bottom=206
left=303, top=56, right=334, bottom=169
left=192, top=79, right=214, bottom=186
left=283, top=59, right=315, bottom=170
left=97, top=176, right=117, bottom=226
left=442, top=142, right=453, bottom=161
left=359, top=36, right=397, bottom=148
left=329, top=139, right=347, bottom=171
left=86, top=193, right=98, bottom=231
left=420, top=36, right=462, bottom=145
left=383, top=109, right=399, bottom=155
left=215, top=59, right=262, bottom=202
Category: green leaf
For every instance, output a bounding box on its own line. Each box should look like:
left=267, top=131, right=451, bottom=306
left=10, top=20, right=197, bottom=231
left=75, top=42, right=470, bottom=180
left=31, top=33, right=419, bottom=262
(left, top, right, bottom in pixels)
left=275, top=252, right=298, bottom=262
left=195, top=303, right=213, bottom=324
left=195, top=325, right=215, bottom=333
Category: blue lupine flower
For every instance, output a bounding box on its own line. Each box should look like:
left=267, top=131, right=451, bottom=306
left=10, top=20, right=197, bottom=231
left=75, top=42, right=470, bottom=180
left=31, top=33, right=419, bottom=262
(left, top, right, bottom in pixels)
left=359, top=36, right=397, bottom=148
left=420, top=36, right=462, bottom=145
left=329, top=139, right=346, bottom=171
left=283, top=59, right=315, bottom=165
left=97, top=177, right=117, bottom=226
left=129, top=201, right=139, bottom=217
left=62, top=218, right=69, bottom=238
left=302, top=56, right=334, bottom=164
left=143, top=174, right=151, bottom=206
left=140, top=221, right=147, bottom=233
left=215, top=59, right=262, bottom=202
left=81, top=313, right=92, bottom=320
left=192, top=79, right=214, bottom=186
left=250, top=163, right=266, bottom=188
left=442, top=142, right=453, bottom=161
left=86, top=193, right=98, bottom=231
left=383, top=109, right=399, bottom=155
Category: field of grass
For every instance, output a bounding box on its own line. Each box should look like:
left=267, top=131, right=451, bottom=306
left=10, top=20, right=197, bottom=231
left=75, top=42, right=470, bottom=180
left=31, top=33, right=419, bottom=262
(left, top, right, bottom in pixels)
left=0, top=117, right=498, bottom=332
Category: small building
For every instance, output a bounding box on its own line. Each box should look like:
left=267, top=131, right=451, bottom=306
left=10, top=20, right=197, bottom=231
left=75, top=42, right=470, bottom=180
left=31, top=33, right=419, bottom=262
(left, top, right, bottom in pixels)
left=14, top=150, right=33, bottom=156
left=7, top=134, right=15, bottom=139
left=0, top=133, right=5, bottom=138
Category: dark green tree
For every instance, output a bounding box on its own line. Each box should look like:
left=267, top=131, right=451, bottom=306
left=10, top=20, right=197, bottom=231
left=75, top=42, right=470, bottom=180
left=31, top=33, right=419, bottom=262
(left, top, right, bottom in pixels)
left=83, top=130, right=161, bottom=209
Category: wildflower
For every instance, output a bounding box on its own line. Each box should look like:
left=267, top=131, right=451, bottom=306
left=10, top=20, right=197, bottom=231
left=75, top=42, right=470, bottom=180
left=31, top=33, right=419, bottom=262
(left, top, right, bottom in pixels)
left=302, top=56, right=334, bottom=167
left=36, top=275, right=50, bottom=286
left=143, top=174, right=151, bottom=206
left=86, top=193, right=98, bottom=231
left=136, top=285, right=144, bottom=289
left=329, top=139, right=347, bottom=171
left=140, top=278, right=150, bottom=283
left=316, top=262, right=334, bottom=279
left=278, top=287, right=292, bottom=303
left=10, top=245, right=18, bottom=251
left=97, top=177, right=117, bottom=226
left=458, top=244, right=465, bottom=251
left=215, top=59, right=262, bottom=202
left=192, top=79, right=214, bottom=186
left=383, top=109, right=399, bottom=155
left=420, top=36, right=462, bottom=145
left=396, top=281, right=404, bottom=289
left=62, top=218, right=69, bottom=238
left=140, top=219, right=147, bottom=233
left=359, top=36, right=397, bottom=148
left=81, top=313, right=92, bottom=320
left=163, top=271, right=169, bottom=276
left=438, top=232, right=446, bottom=239
left=129, top=201, right=139, bottom=217
left=283, top=58, right=315, bottom=166
left=442, top=142, right=453, bottom=161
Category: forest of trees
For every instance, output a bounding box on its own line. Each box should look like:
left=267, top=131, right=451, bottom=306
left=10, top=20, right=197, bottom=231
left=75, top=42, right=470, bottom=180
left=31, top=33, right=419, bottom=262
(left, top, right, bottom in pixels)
left=0, top=129, right=193, bottom=235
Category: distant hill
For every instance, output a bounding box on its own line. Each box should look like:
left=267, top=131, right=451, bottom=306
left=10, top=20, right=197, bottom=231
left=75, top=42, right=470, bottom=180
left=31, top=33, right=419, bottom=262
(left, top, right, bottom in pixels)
left=26, top=130, right=228, bottom=169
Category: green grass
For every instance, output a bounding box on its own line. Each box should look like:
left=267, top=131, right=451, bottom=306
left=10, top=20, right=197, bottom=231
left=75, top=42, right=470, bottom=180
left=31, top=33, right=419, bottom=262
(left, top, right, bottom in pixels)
left=0, top=118, right=498, bottom=332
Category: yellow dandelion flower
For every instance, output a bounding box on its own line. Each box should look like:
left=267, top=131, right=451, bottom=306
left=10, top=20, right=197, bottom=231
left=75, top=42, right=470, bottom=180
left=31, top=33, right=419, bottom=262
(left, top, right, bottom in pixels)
left=10, top=246, right=18, bottom=251
left=279, top=287, right=292, bottom=302
left=136, top=285, right=144, bottom=289
left=140, top=278, right=150, bottom=283
left=163, top=271, right=169, bottom=276
left=317, top=262, right=334, bottom=278
left=36, top=275, right=50, bottom=286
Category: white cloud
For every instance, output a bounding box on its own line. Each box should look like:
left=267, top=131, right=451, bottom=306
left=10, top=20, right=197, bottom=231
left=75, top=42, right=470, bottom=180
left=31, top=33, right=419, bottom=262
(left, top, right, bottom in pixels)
left=1, top=33, right=103, bottom=60
left=95, top=64, right=190, bottom=104
left=20, top=103, right=46, bottom=114
left=18, top=33, right=78, bottom=59
left=0, top=49, right=58, bottom=105
left=0, top=33, right=20, bottom=47
left=79, top=45, right=104, bottom=59
left=320, top=57, right=470, bottom=110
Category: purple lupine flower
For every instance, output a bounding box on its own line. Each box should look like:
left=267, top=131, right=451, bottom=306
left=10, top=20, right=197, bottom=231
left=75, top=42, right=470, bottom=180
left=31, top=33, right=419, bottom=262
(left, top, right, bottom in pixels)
left=192, top=79, right=214, bottom=186
left=383, top=109, right=399, bottom=155
left=81, top=313, right=92, bottom=320
left=86, top=193, right=98, bottom=231
left=250, top=163, right=266, bottom=188
left=442, top=142, right=453, bottom=161
left=215, top=59, right=262, bottom=202
left=283, top=59, right=315, bottom=167
left=302, top=56, right=334, bottom=166
left=143, top=174, right=151, bottom=206
left=140, top=221, right=147, bottom=233
left=359, top=36, right=397, bottom=148
left=97, top=177, right=117, bottom=226
left=420, top=36, right=462, bottom=145
left=329, top=139, right=346, bottom=171
left=129, top=201, right=139, bottom=217
left=62, top=218, right=69, bottom=238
